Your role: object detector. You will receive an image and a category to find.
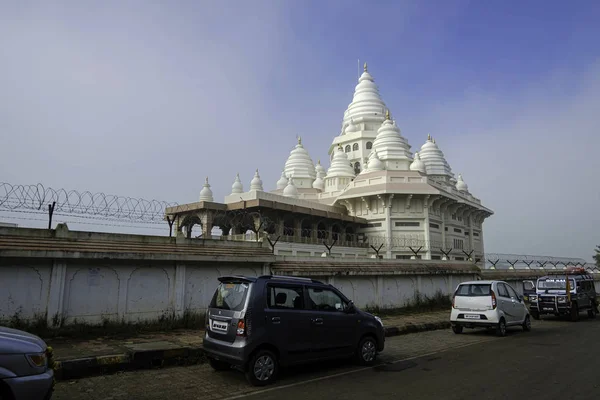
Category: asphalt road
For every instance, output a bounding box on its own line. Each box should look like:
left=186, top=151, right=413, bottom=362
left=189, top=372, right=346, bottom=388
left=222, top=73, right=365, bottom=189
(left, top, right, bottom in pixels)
left=54, top=317, right=600, bottom=400
left=245, top=318, right=600, bottom=400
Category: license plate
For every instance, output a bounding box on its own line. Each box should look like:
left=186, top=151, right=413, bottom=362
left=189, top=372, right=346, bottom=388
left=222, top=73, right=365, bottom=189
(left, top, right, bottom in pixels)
left=464, top=314, right=480, bottom=320
left=211, top=320, right=228, bottom=332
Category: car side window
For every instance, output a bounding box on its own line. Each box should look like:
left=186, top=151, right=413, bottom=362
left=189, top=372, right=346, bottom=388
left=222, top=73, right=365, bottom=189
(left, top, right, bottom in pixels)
left=267, top=285, right=304, bottom=310
left=505, top=284, right=519, bottom=299
left=497, top=283, right=510, bottom=298
left=307, top=287, right=345, bottom=312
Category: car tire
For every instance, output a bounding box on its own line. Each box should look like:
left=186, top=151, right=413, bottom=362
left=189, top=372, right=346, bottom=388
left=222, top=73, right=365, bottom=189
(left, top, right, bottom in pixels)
left=588, top=305, right=597, bottom=319
left=452, top=325, right=463, bottom=334
left=570, top=303, right=579, bottom=322
left=496, top=318, right=507, bottom=337
left=356, top=336, right=378, bottom=366
left=522, top=315, right=531, bottom=332
left=208, top=358, right=231, bottom=371
left=245, top=349, right=278, bottom=387
left=0, top=382, right=13, bottom=400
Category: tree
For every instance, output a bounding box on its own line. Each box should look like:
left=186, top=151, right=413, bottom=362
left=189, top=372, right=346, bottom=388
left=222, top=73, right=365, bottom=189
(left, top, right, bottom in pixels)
left=594, top=245, right=600, bottom=267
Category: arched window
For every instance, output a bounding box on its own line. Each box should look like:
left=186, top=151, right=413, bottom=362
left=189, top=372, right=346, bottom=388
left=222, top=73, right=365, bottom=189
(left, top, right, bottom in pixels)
left=345, top=145, right=351, bottom=153
left=366, top=141, right=373, bottom=150
left=354, top=162, right=361, bottom=174
left=352, top=143, right=359, bottom=151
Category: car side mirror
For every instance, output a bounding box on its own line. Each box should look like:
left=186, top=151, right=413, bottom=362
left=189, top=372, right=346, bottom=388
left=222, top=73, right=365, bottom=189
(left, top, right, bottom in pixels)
left=345, top=302, right=356, bottom=314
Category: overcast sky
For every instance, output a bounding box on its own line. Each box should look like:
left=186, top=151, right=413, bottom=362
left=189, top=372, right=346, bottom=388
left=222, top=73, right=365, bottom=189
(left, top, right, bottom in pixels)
left=1, top=0, right=599, bottom=261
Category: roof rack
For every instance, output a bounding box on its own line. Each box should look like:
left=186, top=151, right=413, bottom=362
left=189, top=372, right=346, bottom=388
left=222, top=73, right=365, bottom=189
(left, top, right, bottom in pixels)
left=260, top=275, right=323, bottom=284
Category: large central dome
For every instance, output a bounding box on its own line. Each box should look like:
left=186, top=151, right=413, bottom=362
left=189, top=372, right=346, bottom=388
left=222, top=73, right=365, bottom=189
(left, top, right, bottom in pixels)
left=342, top=63, right=388, bottom=126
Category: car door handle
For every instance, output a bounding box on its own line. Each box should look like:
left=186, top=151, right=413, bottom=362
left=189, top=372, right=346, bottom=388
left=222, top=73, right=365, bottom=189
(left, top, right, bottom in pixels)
left=311, top=318, right=323, bottom=325
left=271, top=317, right=281, bottom=324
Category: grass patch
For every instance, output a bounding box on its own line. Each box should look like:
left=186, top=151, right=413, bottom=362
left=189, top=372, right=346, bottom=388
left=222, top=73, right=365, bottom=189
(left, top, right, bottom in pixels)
left=365, top=290, right=452, bottom=317
left=0, top=308, right=206, bottom=340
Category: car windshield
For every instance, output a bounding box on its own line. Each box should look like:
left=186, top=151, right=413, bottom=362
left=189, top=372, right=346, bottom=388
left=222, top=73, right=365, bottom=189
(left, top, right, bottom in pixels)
left=455, top=284, right=491, bottom=296
left=538, top=278, right=576, bottom=290
left=209, top=281, right=250, bottom=311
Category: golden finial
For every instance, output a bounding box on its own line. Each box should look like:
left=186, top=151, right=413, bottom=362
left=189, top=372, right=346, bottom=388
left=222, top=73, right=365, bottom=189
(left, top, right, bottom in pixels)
left=205, top=176, right=209, bottom=185
left=318, top=159, right=321, bottom=165
left=427, top=133, right=432, bottom=141
left=385, top=109, right=391, bottom=120
left=433, top=138, right=436, bottom=144
left=297, top=136, right=302, bottom=145
left=363, top=62, right=368, bottom=72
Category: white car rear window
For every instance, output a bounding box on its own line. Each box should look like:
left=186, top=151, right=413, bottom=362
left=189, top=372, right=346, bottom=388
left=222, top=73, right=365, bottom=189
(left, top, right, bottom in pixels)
left=456, top=284, right=491, bottom=297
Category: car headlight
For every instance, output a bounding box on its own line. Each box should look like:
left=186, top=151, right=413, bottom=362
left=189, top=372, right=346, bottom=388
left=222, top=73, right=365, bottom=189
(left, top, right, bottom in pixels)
left=529, top=295, right=537, bottom=302
left=557, top=296, right=567, bottom=303
left=26, top=353, right=47, bottom=368
left=374, top=316, right=383, bottom=326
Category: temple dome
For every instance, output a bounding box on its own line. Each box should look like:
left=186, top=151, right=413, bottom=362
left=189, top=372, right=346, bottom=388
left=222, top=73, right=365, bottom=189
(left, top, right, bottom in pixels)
left=342, top=63, right=388, bottom=125
left=419, top=135, right=454, bottom=178
left=231, top=173, right=243, bottom=194
left=276, top=171, right=288, bottom=190
left=282, top=137, right=316, bottom=188
left=250, top=169, right=264, bottom=191
left=371, top=110, right=413, bottom=169
left=283, top=177, right=299, bottom=198
left=325, top=146, right=356, bottom=179
left=367, top=150, right=384, bottom=172
left=409, top=152, right=426, bottom=174
left=456, top=174, right=469, bottom=192
left=199, top=177, right=214, bottom=202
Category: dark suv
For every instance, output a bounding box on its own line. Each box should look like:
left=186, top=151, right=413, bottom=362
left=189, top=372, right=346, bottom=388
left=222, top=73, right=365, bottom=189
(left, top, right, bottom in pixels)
left=202, top=275, right=385, bottom=386
left=528, top=268, right=598, bottom=321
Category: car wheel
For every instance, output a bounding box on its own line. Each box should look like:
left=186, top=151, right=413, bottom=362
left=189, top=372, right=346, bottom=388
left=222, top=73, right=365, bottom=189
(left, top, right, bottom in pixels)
left=522, top=315, right=531, bottom=332
left=570, top=303, right=579, bottom=322
left=588, top=305, right=597, bottom=319
left=496, top=318, right=507, bottom=337
left=208, top=358, right=231, bottom=371
left=356, top=336, right=378, bottom=366
left=245, top=349, right=278, bottom=386
left=452, top=325, right=463, bottom=334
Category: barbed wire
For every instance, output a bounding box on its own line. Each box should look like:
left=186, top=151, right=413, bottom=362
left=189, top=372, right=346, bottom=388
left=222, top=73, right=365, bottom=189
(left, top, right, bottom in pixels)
left=0, top=182, right=177, bottom=222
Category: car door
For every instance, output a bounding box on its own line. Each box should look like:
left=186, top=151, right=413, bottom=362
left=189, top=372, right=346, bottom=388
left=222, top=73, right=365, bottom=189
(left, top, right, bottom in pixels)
left=495, top=283, right=516, bottom=323
left=505, top=283, right=526, bottom=323
left=263, top=283, right=313, bottom=364
left=306, top=285, right=357, bottom=359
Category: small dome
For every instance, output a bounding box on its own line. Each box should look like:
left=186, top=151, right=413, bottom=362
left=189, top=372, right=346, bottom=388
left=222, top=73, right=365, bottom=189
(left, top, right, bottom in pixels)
left=231, top=173, right=244, bottom=194
left=199, top=177, right=214, bottom=202
left=283, top=136, right=316, bottom=182
left=250, top=169, right=264, bottom=191
left=419, top=135, right=454, bottom=178
left=372, top=111, right=413, bottom=167
left=367, top=150, right=384, bottom=172
left=315, top=159, right=327, bottom=179
left=345, top=119, right=359, bottom=134
left=276, top=170, right=288, bottom=190
left=312, top=176, right=325, bottom=191
left=456, top=174, right=469, bottom=192
left=283, top=177, right=299, bottom=198
left=325, top=146, right=356, bottom=179
left=409, top=152, right=426, bottom=174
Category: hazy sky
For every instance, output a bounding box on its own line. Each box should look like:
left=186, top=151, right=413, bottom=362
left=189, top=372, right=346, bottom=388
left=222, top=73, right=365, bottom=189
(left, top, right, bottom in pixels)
left=1, top=0, right=599, bottom=261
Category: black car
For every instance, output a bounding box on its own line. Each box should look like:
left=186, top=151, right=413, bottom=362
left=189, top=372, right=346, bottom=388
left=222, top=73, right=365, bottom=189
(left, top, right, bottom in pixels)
left=202, top=275, right=385, bottom=386
left=528, top=268, right=598, bottom=321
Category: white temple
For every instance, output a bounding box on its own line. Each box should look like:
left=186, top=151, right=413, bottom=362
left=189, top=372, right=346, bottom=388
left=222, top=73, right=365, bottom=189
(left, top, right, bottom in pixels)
left=167, top=63, right=493, bottom=261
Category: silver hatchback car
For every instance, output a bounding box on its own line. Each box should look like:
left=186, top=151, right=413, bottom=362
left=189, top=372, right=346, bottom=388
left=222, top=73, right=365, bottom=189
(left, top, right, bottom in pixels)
left=0, top=326, right=55, bottom=400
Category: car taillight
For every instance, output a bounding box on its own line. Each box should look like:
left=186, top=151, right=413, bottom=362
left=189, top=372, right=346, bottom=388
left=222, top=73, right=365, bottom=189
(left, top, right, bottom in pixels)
left=237, top=319, right=246, bottom=336
left=491, top=290, right=497, bottom=309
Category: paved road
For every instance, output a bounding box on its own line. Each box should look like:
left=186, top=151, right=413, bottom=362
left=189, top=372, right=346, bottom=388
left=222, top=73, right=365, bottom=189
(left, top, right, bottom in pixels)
left=53, top=318, right=600, bottom=400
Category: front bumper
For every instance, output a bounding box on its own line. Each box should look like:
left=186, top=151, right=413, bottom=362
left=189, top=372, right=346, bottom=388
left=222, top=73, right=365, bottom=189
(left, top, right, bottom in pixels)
left=3, top=368, right=54, bottom=400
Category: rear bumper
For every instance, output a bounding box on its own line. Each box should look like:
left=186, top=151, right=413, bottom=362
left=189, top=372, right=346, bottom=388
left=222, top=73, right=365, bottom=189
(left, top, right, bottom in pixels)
left=3, top=368, right=54, bottom=400
left=203, top=334, right=251, bottom=367
left=450, top=309, right=500, bottom=325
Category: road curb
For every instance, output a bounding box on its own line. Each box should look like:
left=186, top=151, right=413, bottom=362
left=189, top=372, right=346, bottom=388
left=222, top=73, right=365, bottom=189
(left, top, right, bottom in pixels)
left=55, top=321, right=449, bottom=380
